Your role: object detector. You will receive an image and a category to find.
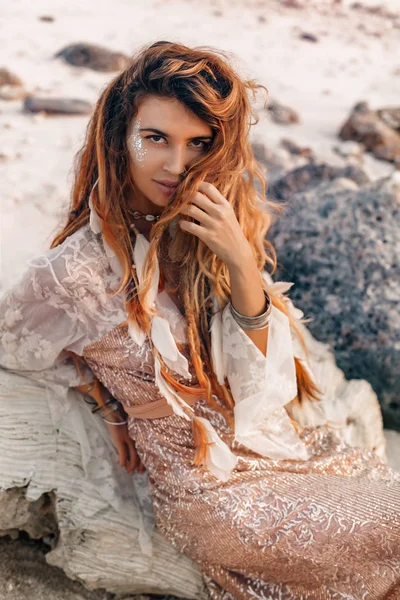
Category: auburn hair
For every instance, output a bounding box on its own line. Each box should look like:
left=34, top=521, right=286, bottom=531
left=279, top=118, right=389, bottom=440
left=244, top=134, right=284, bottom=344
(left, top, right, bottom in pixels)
left=51, top=40, right=322, bottom=464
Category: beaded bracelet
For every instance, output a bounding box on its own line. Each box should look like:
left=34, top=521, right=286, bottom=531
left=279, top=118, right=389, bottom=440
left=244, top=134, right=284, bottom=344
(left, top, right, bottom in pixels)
left=229, top=289, right=272, bottom=331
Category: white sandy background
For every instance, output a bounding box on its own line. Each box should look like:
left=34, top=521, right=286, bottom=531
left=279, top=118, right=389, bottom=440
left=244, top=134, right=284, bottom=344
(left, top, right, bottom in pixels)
left=1, top=0, right=399, bottom=291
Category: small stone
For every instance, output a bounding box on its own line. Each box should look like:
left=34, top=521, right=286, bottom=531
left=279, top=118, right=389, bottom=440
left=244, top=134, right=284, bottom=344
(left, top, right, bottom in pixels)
left=377, top=107, right=400, bottom=132
left=39, top=15, right=55, bottom=22
left=54, top=43, right=130, bottom=72
left=23, top=96, right=93, bottom=115
left=0, top=85, right=29, bottom=101
left=280, top=138, right=315, bottom=160
left=283, top=0, right=304, bottom=7
left=299, top=32, right=319, bottom=43
left=0, top=67, right=22, bottom=87
left=267, top=100, right=300, bottom=125
left=339, top=101, right=400, bottom=164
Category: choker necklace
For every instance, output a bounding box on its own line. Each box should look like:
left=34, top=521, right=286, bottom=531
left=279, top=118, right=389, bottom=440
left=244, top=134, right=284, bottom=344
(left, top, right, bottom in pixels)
left=129, top=210, right=161, bottom=224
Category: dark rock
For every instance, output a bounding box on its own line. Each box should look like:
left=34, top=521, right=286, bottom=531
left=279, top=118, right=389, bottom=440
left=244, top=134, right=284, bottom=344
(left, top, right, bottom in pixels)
left=339, top=101, right=400, bottom=165
left=23, top=97, right=93, bottom=115
left=268, top=173, right=400, bottom=430
left=283, top=0, right=304, bottom=7
left=299, top=32, right=319, bottom=43
left=54, top=43, right=130, bottom=72
left=350, top=2, right=398, bottom=20
left=269, top=162, right=370, bottom=201
left=39, top=15, right=55, bottom=22
left=280, top=137, right=315, bottom=160
left=267, top=100, right=300, bottom=125
left=377, top=107, right=400, bottom=133
left=0, top=68, right=22, bottom=87
left=251, top=143, right=310, bottom=184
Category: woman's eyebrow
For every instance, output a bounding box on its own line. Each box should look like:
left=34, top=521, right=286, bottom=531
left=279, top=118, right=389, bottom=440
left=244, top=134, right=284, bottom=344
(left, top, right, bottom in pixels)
left=139, top=127, right=213, bottom=140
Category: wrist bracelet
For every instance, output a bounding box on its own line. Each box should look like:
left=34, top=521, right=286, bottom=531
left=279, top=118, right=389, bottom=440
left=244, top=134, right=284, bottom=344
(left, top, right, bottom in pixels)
left=103, top=418, right=128, bottom=425
left=229, top=289, right=272, bottom=331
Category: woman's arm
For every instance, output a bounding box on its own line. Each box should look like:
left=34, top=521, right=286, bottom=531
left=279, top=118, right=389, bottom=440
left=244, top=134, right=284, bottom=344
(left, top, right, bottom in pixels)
left=177, top=180, right=269, bottom=356
left=227, top=249, right=269, bottom=357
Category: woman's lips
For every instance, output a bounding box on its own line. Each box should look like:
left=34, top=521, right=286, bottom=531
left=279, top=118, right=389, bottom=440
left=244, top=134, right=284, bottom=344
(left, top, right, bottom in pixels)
left=154, top=181, right=179, bottom=195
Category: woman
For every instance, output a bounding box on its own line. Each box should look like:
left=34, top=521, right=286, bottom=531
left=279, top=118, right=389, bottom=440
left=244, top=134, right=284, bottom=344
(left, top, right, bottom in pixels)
left=1, top=40, right=399, bottom=598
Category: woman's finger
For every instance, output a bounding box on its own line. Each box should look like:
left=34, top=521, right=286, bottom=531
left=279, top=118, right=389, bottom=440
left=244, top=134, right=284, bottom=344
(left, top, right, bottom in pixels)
left=180, top=203, right=214, bottom=228
left=117, top=441, right=128, bottom=468
left=126, top=439, right=140, bottom=472
left=190, top=191, right=220, bottom=215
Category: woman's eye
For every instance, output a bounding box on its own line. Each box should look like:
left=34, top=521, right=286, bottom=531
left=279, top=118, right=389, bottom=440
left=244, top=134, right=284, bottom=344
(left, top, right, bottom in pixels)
left=146, top=136, right=209, bottom=151
left=190, top=140, right=209, bottom=150
left=147, top=135, right=165, bottom=144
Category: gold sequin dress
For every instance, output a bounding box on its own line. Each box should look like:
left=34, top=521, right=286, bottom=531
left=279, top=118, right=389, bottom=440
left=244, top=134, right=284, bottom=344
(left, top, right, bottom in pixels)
left=82, top=323, right=400, bottom=600
left=1, top=224, right=399, bottom=599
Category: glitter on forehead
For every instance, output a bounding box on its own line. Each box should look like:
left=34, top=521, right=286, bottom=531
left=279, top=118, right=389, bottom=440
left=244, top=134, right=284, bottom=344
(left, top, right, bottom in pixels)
left=130, top=117, right=147, bottom=167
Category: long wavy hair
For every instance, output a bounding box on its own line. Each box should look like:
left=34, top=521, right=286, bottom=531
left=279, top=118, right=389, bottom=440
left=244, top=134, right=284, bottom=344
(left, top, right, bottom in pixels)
left=52, top=40, right=321, bottom=465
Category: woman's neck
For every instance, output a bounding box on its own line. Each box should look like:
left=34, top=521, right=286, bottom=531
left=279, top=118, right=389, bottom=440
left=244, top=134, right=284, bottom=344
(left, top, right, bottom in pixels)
left=130, top=219, right=154, bottom=241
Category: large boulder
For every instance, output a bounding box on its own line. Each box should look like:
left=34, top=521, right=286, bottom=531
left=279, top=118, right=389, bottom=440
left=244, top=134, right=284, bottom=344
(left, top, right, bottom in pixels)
left=268, top=171, right=400, bottom=430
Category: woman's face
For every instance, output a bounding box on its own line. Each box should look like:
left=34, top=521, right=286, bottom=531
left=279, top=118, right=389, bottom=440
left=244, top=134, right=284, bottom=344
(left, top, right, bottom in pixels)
left=127, top=94, right=213, bottom=213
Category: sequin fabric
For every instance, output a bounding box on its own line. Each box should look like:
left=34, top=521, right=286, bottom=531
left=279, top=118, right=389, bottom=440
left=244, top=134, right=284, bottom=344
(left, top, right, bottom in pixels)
left=83, top=323, right=400, bottom=599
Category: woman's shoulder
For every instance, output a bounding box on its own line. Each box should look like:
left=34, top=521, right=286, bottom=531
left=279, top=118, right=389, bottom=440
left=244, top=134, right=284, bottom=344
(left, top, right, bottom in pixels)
left=28, top=224, right=120, bottom=299
left=30, top=224, right=102, bottom=268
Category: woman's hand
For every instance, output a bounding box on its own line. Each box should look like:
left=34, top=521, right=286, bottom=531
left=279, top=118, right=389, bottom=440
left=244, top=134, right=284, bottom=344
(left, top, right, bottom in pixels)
left=104, top=419, right=145, bottom=474
left=178, top=181, right=253, bottom=269
left=74, top=378, right=145, bottom=474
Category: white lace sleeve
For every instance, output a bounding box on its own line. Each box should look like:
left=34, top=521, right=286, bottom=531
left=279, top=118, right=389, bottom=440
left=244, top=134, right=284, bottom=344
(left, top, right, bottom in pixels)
left=0, top=225, right=126, bottom=425
left=0, top=258, right=93, bottom=388
left=221, top=298, right=310, bottom=461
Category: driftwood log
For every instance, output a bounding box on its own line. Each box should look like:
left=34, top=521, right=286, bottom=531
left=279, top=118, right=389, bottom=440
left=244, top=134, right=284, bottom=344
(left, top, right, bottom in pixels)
left=0, top=294, right=392, bottom=598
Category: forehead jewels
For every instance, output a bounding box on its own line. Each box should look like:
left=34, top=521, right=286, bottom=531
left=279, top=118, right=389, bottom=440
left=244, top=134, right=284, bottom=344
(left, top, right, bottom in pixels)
left=130, top=117, right=147, bottom=166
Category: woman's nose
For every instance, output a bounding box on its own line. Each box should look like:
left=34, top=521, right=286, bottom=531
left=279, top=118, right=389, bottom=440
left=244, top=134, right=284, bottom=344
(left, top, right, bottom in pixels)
left=163, top=147, right=187, bottom=175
